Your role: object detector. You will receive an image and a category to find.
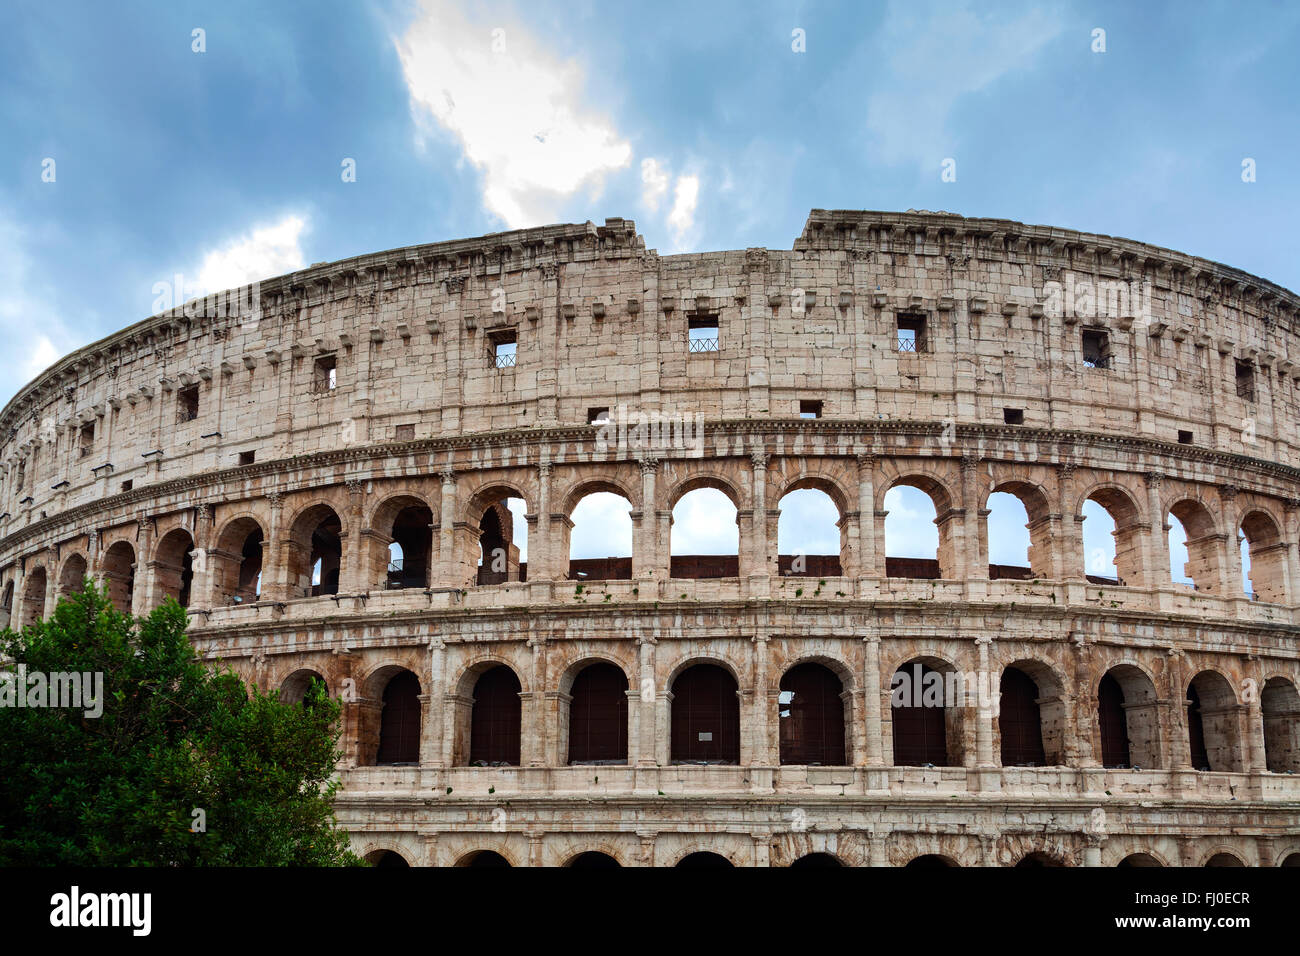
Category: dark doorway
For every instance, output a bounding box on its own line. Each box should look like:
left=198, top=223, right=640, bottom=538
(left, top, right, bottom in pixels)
left=670, top=664, right=740, bottom=764
left=789, top=853, right=842, bottom=868
left=1187, top=684, right=1210, bottom=770
left=369, top=850, right=409, bottom=868
left=892, top=663, right=948, bottom=766
left=1098, top=672, right=1130, bottom=767
left=779, top=663, right=846, bottom=765
left=464, top=850, right=511, bottom=867
left=568, top=663, right=628, bottom=763
left=999, top=667, right=1046, bottom=766
left=470, top=666, right=522, bottom=766
left=676, top=852, right=733, bottom=868
left=376, top=671, right=421, bottom=765
left=568, top=851, right=621, bottom=868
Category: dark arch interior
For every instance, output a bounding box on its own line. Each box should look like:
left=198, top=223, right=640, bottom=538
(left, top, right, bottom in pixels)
left=1015, top=853, right=1063, bottom=868
left=568, top=851, right=621, bottom=868
left=463, top=850, right=511, bottom=868
left=470, top=665, right=522, bottom=766
left=779, top=662, right=846, bottom=766
left=891, top=662, right=949, bottom=767
left=387, top=505, right=433, bottom=589
left=999, top=667, right=1046, bottom=767
left=368, top=850, right=409, bottom=868
left=376, top=671, right=421, bottom=765
left=789, top=852, right=843, bottom=868
left=1098, top=672, right=1130, bottom=768
left=675, top=851, right=733, bottom=868
left=1187, top=684, right=1210, bottom=771
left=906, top=854, right=958, bottom=868
left=309, top=513, right=342, bottom=596
left=1117, top=853, right=1162, bottom=868
left=568, top=662, right=628, bottom=764
left=670, top=664, right=740, bottom=764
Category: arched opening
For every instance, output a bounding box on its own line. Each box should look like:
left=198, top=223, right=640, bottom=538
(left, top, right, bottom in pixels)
left=670, top=663, right=740, bottom=764
left=1261, top=677, right=1300, bottom=773
left=777, top=486, right=843, bottom=577
left=1204, top=852, right=1246, bottom=867
left=19, top=566, right=46, bottom=626
left=1240, top=510, right=1287, bottom=603
left=1082, top=489, right=1143, bottom=586
left=984, top=482, right=1050, bottom=580
left=214, top=518, right=264, bottom=605
left=1186, top=671, right=1243, bottom=772
left=883, top=478, right=951, bottom=579
left=789, top=853, right=843, bottom=868
left=469, top=665, right=522, bottom=766
left=365, top=850, right=410, bottom=867
left=567, top=851, right=620, bottom=868
left=567, top=491, right=633, bottom=581
left=1280, top=853, right=1300, bottom=866
left=891, top=659, right=963, bottom=767
left=906, top=854, right=959, bottom=868
left=289, top=505, right=343, bottom=598
left=153, top=529, right=195, bottom=608
left=675, top=852, right=733, bottom=868
left=566, top=661, right=629, bottom=764
left=1168, top=500, right=1221, bottom=593
left=380, top=501, right=434, bottom=590
left=458, top=850, right=511, bottom=867
left=58, top=554, right=88, bottom=597
left=280, top=669, right=328, bottom=705
left=1098, top=665, right=1161, bottom=769
left=376, top=670, right=421, bottom=766
left=101, top=541, right=136, bottom=613
left=670, top=486, right=739, bottom=579
left=778, top=662, right=846, bottom=765
left=999, top=666, right=1046, bottom=767
left=1015, top=852, right=1064, bottom=868
left=474, top=494, right=527, bottom=585
left=1117, top=853, right=1163, bottom=867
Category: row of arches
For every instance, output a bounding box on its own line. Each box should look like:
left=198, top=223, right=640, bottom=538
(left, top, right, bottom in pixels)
left=362, top=845, right=1300, bottom=867
left=6, top=466, right=1296, bottom=624
left=286, top=657, right=1300, bottom=774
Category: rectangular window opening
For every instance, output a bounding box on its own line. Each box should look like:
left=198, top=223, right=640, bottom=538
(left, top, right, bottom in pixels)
left=1178, top=430, right=1194, bottom=445
left=314, top=354, right=338, bottom=393
left=1235, top=359, right=1255, bottom=401
left=587, top=407, right=610, bottom=424
left=896, top=313, right=928, bottom=352
left=799, top=400, right=823, bottom=419
left=489, top=329, right=517, bottom=368
left=1082, top=328, right=1111, bottom=369
left=238, top=451, right=256, bottom=466
left=121, top=479, right=133, bottom=492
left=1003, top=407, right=1024, bottom=425
left=78, top=422, right=94, bottom=458
left=394, top=424, right=415, bottom=441
left=688, top=314, right=720, bottom=353
left=177, top=385, right=200, bottom=423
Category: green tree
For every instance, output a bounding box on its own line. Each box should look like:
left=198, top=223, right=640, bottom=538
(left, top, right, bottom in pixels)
left=0, top=583, right=361, bottom=866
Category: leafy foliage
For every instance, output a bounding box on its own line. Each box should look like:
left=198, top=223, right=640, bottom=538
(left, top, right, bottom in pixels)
left=0, top=583, right=361, bottom=866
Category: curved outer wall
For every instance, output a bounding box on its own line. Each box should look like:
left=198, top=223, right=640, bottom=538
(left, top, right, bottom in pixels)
left=2, top=210, right=1299, bottom=866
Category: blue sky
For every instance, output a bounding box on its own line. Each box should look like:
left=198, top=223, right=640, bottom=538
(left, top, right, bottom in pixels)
left=2, top=0, right=1292, bottom=581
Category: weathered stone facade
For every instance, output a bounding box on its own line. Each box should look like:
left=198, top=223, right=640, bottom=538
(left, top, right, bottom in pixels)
left=2, top=210, right=1299, bottom=866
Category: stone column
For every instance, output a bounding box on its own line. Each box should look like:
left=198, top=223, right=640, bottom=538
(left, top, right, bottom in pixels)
left=524, top=636, right=546, bottom=767
left=1284, top=500, right=1300, bottom=606
left=862, top=630, right=883, bottom=766
left=130, top=514, right=155, bottom=617
left=743, top=451, right=770, bottom=582
left=634, top=457, right=662, bottom=579
left=438, top=468, right=459, bottom=585
left=422, top=638, right=445, bottom=767
left=531, top=461, right=553, bottom=581
left=192, top=504, right=215, bottom=610
left=637, top=634, right=658, bottom=767
left=1144, top=473, right=1170, bottom=587
left=960, top=456, right=984, bottom=580
left=1220, top=484, right=1244, bottom=597
left=753, top=631, right=775, bottom=765
left=1244, top=669, right=1267, bottom=775
left=262, top=492, right=287, bottom=603
left=1056, top=463, right=1084, bottom=581
left=856, top=452, right=881, bottom=578
left=1165, top=648, right=1191, bottom=770
left=343, top=477, right=368, bottom=593
left=975, top=635, right=996, bottom=768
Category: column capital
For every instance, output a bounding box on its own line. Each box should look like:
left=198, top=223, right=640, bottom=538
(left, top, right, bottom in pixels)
left=638, top=456, right=660, bottom=475
left=750, top=451, right=769, bottom=470
left=1143, top=472, right=1163, bottom=489
left=345, top=477, right=367, bottom=496
left=440, top=468, right=457, bottom=486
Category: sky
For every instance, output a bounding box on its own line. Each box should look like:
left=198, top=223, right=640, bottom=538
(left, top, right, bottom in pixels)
left=2, top=0, right=1291, bottom=585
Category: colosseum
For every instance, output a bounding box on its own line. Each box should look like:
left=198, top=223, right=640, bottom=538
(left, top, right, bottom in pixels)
left=2, top=209, right=1299, bottom=867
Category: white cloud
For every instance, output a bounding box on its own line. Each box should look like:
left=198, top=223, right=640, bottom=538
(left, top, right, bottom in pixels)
left=861, top=1, right=1064, bottom=167
left=197, top=214, right=308, bottom=294
left=640, top=158, right=670, bottom=212
left=667, top=174, right=700, bottom=244
left=0, top=212, right=79, bottom=405
left=395, top=1, right=633, bottom=228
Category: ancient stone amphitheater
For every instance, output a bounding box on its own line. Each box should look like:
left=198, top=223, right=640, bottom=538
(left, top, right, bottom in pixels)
left=3, top=210, right=1299, bottom=867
